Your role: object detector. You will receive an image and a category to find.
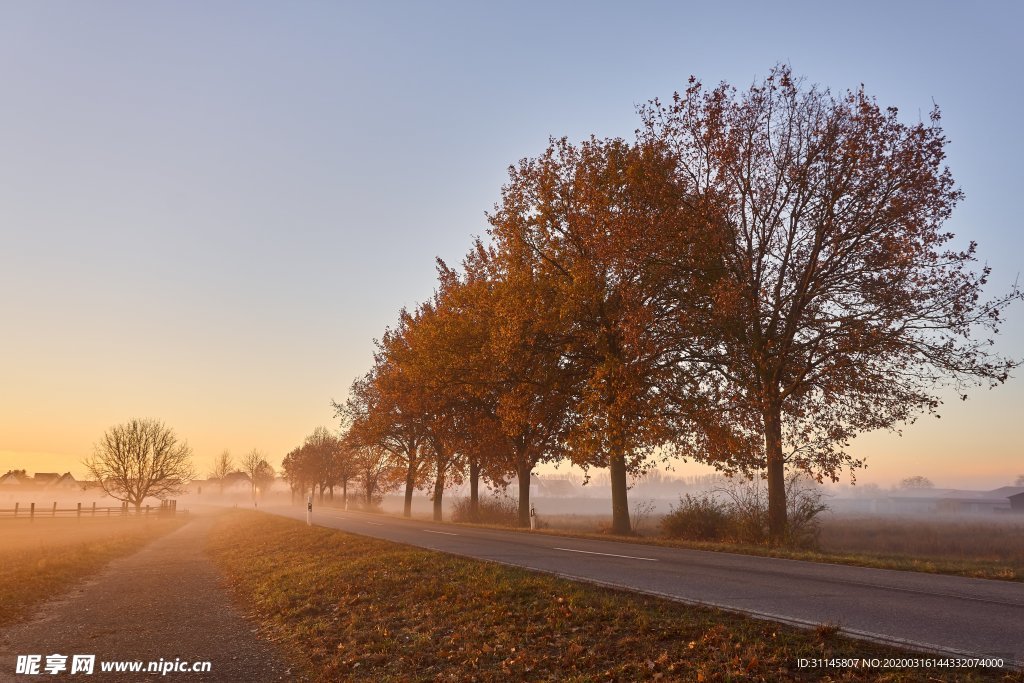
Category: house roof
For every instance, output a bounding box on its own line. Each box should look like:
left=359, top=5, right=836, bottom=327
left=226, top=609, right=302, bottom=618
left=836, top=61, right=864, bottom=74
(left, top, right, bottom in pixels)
left=0, top=471, right=28, bottom=485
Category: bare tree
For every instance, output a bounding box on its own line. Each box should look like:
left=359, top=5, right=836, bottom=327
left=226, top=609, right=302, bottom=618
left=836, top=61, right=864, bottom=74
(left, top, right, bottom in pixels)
left=240, top=449, right=274, bottom=499
left=84, top=418, right=195, bottom=510
left=210, top=450, right=233, bottom=493
left=899, top=476, right=935, bottom=490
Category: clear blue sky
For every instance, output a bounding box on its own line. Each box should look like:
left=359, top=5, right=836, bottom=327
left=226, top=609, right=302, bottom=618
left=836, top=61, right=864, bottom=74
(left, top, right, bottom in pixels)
left=1, top=1, right=1021, bottom=487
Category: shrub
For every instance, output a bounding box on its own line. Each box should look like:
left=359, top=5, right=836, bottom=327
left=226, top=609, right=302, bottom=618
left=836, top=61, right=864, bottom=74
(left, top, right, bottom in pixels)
left=661, top=473, right=828, bottom=548
left=660, top=493, right=732, bottom=541
left=451, top=495, right=519, bottom=525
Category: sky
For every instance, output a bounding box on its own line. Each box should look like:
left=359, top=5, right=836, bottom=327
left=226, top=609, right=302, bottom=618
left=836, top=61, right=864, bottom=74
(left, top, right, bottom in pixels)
left=1, top=1, right=1021, bottom=489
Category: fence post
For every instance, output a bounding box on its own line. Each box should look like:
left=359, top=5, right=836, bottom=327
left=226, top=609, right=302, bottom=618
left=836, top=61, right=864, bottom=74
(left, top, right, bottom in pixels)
left=14, top=502, right=18, bottom=517
left=77, top=503, right=81, bottom=518
left=30, top=502, right=35, bottom=520
left=52, top=502, right=57, bottom=517
left=92, top=502, right=96, bottom=516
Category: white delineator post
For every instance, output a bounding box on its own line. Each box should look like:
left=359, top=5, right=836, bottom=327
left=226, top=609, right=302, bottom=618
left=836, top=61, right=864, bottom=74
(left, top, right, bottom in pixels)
left=530, top=504, right=536, bottom=530
left=306, top=494, right=313, bottom=526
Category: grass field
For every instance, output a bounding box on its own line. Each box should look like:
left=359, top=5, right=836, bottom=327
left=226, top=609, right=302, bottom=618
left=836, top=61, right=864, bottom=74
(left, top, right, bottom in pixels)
left=207, top=511, right=1021, bottom=682
left=0, top=515, right=186, bottom=625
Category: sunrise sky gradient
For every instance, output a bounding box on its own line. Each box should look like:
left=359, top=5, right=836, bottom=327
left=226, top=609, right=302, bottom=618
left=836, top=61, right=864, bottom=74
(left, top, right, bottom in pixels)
left=1, top=1, right=1021, bottom=488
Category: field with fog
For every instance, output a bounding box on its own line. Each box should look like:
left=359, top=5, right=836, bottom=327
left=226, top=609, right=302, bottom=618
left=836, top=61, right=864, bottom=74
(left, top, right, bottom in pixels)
left=0, top=516, right=185, bottom=625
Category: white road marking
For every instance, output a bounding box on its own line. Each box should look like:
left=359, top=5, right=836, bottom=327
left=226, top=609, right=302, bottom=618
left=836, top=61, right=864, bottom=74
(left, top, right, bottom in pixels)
left=552, top=547, right=657, bottom=562
left=364, top=521, right=384, bottom=526
left=422, top=529, right=458, bottom=536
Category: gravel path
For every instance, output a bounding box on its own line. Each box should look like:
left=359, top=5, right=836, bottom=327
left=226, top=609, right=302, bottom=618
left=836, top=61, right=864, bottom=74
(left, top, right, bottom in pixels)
left=0, top=512, right=293, bottom=682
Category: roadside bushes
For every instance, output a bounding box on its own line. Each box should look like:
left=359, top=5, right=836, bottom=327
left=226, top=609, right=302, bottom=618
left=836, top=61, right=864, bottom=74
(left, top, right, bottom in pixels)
left=661, top=473, right=828, bottom=548
left=451, top=495, right=519, bottom=525
left=660, top=494, right=731, bottom=541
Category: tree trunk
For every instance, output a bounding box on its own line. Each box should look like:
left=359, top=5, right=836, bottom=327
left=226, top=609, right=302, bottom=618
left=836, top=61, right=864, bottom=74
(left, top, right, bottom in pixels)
left=403, top=463, right=416, bottom=517
left=763, top=402, right=787, bottom=544
left=342, top=478, right=348, bottom=505
left=432, top=471, right=445, bottom=522
left=608, top=450, right=631, bottom=534
left=516, top=462, right=532, bottom=528
left=469, top=459, right=481, bottom=522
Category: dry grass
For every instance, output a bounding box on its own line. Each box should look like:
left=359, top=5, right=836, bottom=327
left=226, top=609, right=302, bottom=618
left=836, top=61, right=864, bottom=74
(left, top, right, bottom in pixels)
left=818, top=516, right=1024, bottom=564
left=207, top=511, right=1020, bottom=682
left=0, top=516, right=186, bottom=625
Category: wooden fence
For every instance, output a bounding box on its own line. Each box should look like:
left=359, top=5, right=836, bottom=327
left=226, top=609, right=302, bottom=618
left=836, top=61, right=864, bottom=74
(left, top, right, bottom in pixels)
left=0, top=500, right=179, bottom=518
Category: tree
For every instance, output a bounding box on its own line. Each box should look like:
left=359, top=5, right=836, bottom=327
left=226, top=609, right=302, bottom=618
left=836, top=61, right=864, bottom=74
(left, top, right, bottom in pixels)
left=437, top=245, right=575, bottom=527
left=640, top=66, right=1020, bottom=542
left=210, top=450, right=233, bottom=493
left=338, top=365, right=431, bottom=516
left=240, top=449, right=274, bottom=499
left=899, top=476, right=934, bottom=490
left=488, top=136, right=707, bottom=533
left=1016, top=475, right=1024, bottom=487
left=84, top=418, right=196, bottom=510
left=351, top=443, right=404, bottom=507
left=281, top=446, right=313, bottom=502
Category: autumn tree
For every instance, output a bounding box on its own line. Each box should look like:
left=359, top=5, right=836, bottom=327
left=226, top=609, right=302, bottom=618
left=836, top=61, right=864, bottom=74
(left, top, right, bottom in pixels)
left=338, top=364, right=430, bottom=516
left=436, top=244, right=575, bottom=527
left=350, top=443, right=404, bottom=507
left=301, top=426, right=355, bottom=503
left=281, top=446, right=313, bottom=502
left=488, top=136, right=708, bottom=533
left=370, top=298, right=477, bottom=522
left=640, top=66, right=1020, bottom=542
left=84, top=418, right=196, bottom=510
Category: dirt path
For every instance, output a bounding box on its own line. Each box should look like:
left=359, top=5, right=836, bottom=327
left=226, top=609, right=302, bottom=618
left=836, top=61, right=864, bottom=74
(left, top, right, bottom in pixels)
left=0, top=512, right=293, bottom=682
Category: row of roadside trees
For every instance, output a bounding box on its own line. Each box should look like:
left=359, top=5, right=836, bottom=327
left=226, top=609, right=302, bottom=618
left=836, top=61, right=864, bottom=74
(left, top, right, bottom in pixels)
left=280, top=426, right=403, bottom=508
left=335, top=66, right=1018, bottom=543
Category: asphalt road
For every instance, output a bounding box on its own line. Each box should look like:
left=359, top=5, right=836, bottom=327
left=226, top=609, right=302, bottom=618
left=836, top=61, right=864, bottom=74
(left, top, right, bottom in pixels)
left=264, top=504, right=1024, bottom=668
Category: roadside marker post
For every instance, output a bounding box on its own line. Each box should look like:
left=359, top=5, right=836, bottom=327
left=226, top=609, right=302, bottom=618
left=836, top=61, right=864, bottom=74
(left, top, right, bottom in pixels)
left=530, top=504, right=537, bottom=530
left=306, top=494, right=312, bottom=526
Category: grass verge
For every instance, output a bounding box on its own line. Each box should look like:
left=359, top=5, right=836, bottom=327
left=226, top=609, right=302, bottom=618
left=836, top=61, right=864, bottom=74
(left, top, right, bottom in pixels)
left=0, top=516, right=186, bottom=625
left=207, top=511, right=1020, bottom=682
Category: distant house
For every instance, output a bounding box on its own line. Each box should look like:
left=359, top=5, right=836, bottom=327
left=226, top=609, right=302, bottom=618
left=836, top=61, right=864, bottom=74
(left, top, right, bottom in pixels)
left=221, top=471, right=253, bottom=495
left=54, top=472, right=78, bottom=489
left=33, top=472, right=61, bottom=487
left=1010, top=492, right=1024, bottom=512
left=0, top=470, right=28, bottom=487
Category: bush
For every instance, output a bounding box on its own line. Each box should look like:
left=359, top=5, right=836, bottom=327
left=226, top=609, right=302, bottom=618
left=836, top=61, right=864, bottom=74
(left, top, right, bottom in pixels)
left=451, top=495, right=519, bottom=525
left=661, top=473, right=828, bottom=548
left=660, top=493, right=732, bottom=541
